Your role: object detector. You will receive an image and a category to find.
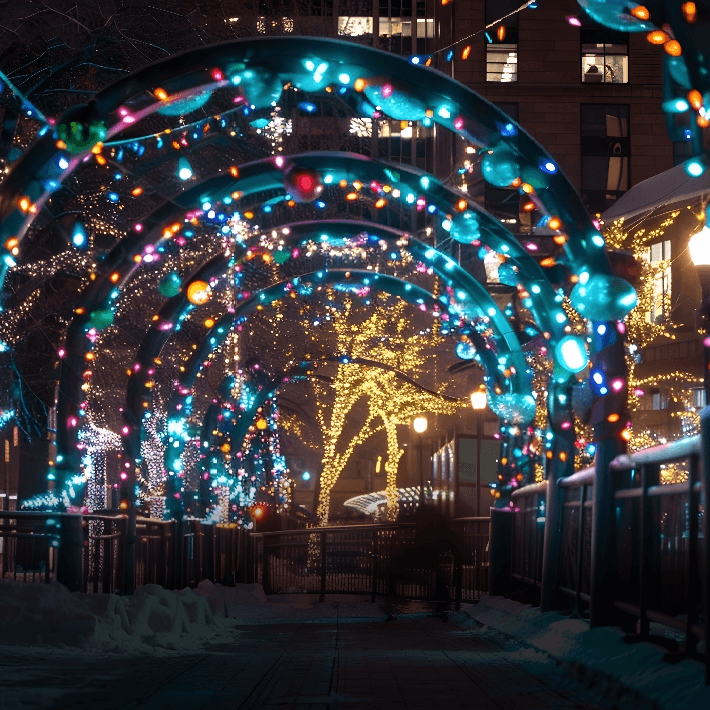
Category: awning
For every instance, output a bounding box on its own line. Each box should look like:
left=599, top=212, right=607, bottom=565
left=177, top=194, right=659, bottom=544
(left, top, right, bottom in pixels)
left=601, top=160, right=710, bottom=222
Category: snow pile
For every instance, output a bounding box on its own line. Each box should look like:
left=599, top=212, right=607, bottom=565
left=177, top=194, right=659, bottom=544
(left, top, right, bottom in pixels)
left=0, top=580, right=233, bottom=653
left=467, top=595, right=710, bottom=710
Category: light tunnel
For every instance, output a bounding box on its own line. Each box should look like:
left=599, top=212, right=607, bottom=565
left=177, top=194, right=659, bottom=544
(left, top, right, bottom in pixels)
left=0, top=35, right=638, bottom=515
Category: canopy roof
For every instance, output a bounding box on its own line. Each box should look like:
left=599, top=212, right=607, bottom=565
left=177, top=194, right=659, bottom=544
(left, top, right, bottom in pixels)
left=602, top=160, right=710, bottom=222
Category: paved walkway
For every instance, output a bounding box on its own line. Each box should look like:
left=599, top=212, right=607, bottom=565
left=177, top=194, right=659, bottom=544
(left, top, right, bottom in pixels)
left=5, top=612, right=650, bottom=710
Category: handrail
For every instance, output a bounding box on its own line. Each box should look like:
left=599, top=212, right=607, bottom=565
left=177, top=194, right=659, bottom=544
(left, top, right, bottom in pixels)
left=610, top=435, right=700, bottom=470
left=252, top=522, right=415, bottom=538
left=451, top=516, right=492, bottom=522
left=559, top=466, right=595, bottom=489
left=510, top=480, right=547, bottom=499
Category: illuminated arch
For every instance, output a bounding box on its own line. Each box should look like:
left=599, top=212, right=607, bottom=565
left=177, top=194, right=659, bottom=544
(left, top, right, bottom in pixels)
left=0, top=36, right=638, bottom=514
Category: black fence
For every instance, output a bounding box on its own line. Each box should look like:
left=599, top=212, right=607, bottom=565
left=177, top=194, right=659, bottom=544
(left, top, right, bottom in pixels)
left=0, top=513, right=490, bottom=605
left=502, top=432, right=707, bottom=680
left=254, top=518, right=490, bottom=605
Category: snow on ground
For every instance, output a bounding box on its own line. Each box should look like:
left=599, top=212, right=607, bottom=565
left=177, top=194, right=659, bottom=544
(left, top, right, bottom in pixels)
left=467, top=594, right=710, bottom=710
left=0, top=579, right=402, bottom=655
left=1, top=581, right=709, bottom=710
left=0, top=579, right=234, bottom=653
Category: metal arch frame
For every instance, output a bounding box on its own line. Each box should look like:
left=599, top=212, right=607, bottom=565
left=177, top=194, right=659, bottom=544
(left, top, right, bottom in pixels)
left=54, top=148, right=583, bottom=492
left=1, top=36, right=618, bottom=290
left=0, top=37, right=611, bottom=273
left=0, top=36, right=635, bottom=521
left=152, top=268, right=461, bottom=518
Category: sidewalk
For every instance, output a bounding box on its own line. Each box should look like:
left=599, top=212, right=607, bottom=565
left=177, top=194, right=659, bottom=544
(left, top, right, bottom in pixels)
left=6, top=603, right=652, bottom=710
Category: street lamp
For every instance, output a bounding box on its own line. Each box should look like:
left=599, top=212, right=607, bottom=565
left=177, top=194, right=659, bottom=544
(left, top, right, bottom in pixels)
left=470, top=386, right=487, bottom=411
left=689, top=225, right=710, bottom=405
left=412, top=416, right=428, bottom=507
left=470, top=386, right=487, bottom=516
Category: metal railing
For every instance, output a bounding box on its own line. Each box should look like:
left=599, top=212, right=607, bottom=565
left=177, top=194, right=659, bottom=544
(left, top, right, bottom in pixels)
left=608, top=437, right=705, bottom=658
left=0, top=511, right=58, bottom=584
left=0, top=511, right=490, bottom=608
left=253, top=518, right=490, bottom=605
left=503, top=430, right=707, bottom=679
left=558, top=467, right=594, bottom=610
left=509, top=481, right=547, bottom=603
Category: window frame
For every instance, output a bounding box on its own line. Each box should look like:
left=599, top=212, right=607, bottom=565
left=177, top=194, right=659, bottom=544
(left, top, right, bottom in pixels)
left=580, top=26, right=629, bottom=84
left=580, top=103, right=631, bottom=215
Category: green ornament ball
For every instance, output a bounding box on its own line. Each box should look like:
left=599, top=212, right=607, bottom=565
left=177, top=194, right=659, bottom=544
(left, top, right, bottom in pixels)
left=89, top=309, right=114, bottom=330
left=158, top=272, right=182, bottom=298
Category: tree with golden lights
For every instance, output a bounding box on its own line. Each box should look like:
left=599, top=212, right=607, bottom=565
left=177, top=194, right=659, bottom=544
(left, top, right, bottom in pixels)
left=604, top=214, right=702, bottom=470
left=312, top=294, right=463, bottom=523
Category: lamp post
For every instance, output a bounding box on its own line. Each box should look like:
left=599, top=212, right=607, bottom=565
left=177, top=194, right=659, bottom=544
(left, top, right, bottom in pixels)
left=689, top=225, right=710, bottom=405
left=470, top=386, right=487, bottom=516
left=412, top=415, right=428, bottom=508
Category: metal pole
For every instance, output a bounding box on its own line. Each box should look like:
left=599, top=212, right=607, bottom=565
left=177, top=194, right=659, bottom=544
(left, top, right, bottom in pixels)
left=476, top=417, right=482, bottom=517
left=418, top=437, right=424, bottom=508
left=541, top=382, right=575, bottom=612
left=699, top=268, right=710, bottom=405
left=699, top=405, right=710, bottom=686
left=57, top=513, right=84, bottom=592
left=589, top=320, right=628, bottom=628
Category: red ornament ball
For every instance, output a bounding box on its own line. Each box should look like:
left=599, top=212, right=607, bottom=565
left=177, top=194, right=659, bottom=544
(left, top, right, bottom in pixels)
left=283, top=165, right=323, bottom=203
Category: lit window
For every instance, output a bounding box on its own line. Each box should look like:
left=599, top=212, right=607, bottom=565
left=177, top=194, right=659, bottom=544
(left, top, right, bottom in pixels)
left=643, top=240, right=672, bottom=324
left=486, top=45, right=518, bottom=82
left=338, top=16, right=372, bottom=37
left=486, top=0, right=518, bottom=83
left=581, top=28, right=628, bottom=84
left=257, top=17, right=293, bottom=34
left=692, top=387, right=706, bottom=409
left=652, top=391, right=669, bottom=410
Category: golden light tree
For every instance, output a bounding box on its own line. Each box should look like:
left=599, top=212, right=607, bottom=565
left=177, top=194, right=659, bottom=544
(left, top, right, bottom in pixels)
left=313, top=294, right=463, bottom=523
left=604, top=214, right=701, bottom=479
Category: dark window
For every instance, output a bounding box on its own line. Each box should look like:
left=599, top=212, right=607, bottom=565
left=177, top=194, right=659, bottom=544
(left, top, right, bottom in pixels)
left=581, top=104, right=630, bottom=214
left=485, top=103, right=521, bottom=222
left=581, top=27, right=628, bottom=83
left=486, top=0, right=518, bottom=82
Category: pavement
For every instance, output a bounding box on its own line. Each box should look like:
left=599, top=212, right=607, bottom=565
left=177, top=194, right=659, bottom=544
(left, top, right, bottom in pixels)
left=5, top=604, right=654, bottom=710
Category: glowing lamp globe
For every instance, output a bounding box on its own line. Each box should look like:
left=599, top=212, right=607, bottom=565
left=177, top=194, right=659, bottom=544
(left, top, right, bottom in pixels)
left=283, top=165, right=323, bottom=203
left=555, top=335, right=588, bottom=374
left=186, top=280, right=211, bottom=305
left=470, top=389, right=487, bottom=410
left=412, top=416, right=428, bottom=434
left=689, top=226, right=710, bottom=266
left=252, top=505, right=265, bottom=520
left=256, top=417, right=268, bottom=430
left=177, top=157, right=193, bottom=181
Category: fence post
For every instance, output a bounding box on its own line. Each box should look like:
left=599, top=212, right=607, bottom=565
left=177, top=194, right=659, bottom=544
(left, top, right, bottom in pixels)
left=57, top=514, right=84, bottom=592
left=319, top=530, right=327, bottom=603
left=699, top=406, right=710, bottom=686
left=454, top=547, right=462, bottom=612
left=588, top=321, right=628, bottom=629
left=488, top=508, right=512, bottom=597
left=124, top=510, right=136, bottom=595
left=261, top=536, right=270, bottom=594
left=542, top=383, right=576, bottom=612
left=540, top=472, right=562, bottom=612
left=370, top=528, right=378, bottom=604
